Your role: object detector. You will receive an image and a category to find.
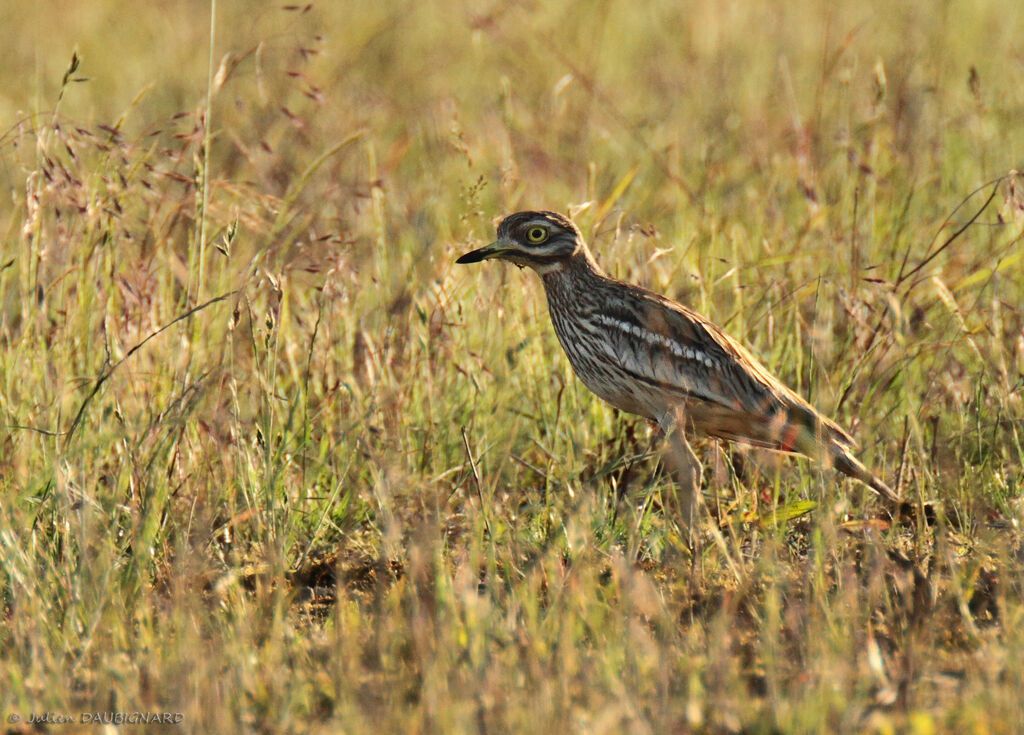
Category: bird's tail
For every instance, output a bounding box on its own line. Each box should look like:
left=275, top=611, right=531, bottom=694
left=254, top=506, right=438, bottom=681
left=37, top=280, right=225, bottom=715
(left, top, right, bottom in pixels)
left=828, top=442, right=900, bottom=504
left=698, top=400, right=901, bottom=503
left=784, top=406, right=900, bottom=504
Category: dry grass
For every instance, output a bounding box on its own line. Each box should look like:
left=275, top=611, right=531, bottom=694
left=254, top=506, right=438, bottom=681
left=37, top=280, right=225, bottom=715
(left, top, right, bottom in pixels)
left=2, top=1, right=1023, bottom=732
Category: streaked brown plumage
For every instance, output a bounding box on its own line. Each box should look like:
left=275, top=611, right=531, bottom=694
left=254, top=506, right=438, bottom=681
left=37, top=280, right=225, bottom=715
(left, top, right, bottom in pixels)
left=457, top=210, right=899, bottom=504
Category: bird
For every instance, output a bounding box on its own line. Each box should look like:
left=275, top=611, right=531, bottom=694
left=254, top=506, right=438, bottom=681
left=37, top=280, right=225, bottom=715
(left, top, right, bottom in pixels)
left=456, top=210, right=902, bottom=517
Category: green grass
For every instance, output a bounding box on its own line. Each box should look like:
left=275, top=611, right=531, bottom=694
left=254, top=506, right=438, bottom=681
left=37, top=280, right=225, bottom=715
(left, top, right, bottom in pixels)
left=2, top=1, right=1023, bottom=732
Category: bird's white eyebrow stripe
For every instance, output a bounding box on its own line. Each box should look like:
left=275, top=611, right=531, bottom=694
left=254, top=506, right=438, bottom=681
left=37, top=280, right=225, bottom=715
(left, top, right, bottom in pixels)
left=593, top=313, right=716, bottom=369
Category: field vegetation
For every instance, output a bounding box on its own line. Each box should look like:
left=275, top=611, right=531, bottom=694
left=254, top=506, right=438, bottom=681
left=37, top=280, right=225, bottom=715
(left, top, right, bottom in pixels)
left=1, top=0, right=1023, bottom=732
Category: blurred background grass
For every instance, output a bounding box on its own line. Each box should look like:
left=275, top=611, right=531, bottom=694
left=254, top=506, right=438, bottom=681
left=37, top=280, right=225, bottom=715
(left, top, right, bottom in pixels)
left=1, top=0, right=1023, bottom=732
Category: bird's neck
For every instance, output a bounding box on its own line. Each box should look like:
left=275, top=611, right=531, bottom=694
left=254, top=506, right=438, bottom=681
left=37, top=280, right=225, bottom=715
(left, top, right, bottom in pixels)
left=538, top=247, right=605, bottom=289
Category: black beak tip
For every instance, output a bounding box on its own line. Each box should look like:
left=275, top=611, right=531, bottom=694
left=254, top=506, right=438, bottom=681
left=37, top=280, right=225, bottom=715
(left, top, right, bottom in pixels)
left=456, top=250, right=484, bottom=264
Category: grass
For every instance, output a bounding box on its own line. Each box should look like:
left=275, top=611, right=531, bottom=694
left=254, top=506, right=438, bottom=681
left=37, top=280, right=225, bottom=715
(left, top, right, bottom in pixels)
left=1, top=0, right=1023, bottom=732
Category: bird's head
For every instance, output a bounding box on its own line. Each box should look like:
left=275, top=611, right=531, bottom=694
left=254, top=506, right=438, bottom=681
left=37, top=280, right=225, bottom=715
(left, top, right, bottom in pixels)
left=456, top=211, right=588, bottom=274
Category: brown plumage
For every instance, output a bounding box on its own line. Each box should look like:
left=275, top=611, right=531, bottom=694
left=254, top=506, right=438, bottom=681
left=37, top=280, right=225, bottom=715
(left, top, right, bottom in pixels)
left=456, top=210, right=899, bottom=503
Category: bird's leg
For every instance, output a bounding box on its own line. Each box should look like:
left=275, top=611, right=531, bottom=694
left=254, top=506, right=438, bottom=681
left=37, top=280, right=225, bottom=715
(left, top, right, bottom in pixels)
left=658, top=407, right=703, bottom=553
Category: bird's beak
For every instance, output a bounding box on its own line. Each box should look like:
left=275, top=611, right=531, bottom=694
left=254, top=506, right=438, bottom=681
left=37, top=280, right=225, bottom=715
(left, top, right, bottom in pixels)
left=455, top=239, right=511, bottom=264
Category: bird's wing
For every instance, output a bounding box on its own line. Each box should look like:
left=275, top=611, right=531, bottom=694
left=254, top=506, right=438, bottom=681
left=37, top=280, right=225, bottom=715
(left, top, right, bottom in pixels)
left=603, top=283, right=856, bottom=451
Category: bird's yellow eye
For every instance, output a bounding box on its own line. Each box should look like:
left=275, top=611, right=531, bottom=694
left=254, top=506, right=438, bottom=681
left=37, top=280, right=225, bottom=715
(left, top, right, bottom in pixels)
left=526, top=226, right=548, bottom=244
